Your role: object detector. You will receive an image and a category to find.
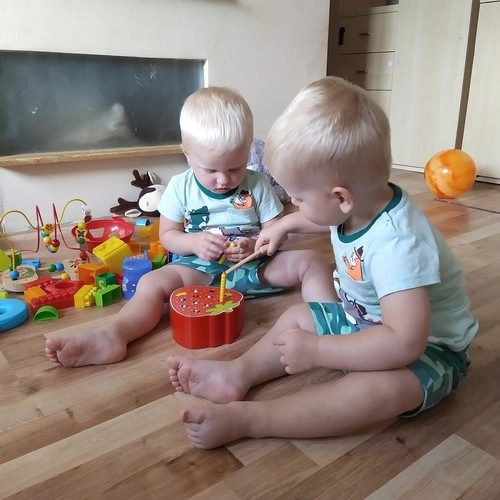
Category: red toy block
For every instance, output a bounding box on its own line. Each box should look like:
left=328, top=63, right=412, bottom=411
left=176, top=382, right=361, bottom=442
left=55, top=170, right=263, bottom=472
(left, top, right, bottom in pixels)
left=25, top=278, right=84, bottom=312
left=24, top=275, right=54, bottom=290
left=24, top=285, right=47, bottom=309
left=170, top=286, right=244, bottom=349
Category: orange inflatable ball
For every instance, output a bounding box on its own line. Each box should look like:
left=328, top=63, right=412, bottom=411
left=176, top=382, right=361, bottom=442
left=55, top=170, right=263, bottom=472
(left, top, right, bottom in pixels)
left=424, top=149, right=476, bottom=199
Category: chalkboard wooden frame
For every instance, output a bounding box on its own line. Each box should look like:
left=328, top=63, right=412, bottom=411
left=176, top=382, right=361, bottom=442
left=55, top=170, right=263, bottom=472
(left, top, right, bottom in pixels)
left=0, top=50, right=204, bottom=165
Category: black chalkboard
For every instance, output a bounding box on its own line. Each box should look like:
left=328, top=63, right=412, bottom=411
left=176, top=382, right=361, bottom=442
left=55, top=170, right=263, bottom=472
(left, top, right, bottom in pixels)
left=0, top=51, right=204, bottom=156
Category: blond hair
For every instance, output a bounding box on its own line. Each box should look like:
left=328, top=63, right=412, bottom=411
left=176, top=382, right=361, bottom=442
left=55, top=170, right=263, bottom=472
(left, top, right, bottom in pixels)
left=180, top=86, right=254, bottom=156
left=265, top=77, right=392, bottom=189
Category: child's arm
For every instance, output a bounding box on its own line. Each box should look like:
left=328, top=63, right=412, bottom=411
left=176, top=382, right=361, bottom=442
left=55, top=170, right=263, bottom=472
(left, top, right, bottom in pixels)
left=256, top=211, right=330, bottom=254
left=274, top=287, right=430, bottom=374
left=159, top=215, right=228, bottom=262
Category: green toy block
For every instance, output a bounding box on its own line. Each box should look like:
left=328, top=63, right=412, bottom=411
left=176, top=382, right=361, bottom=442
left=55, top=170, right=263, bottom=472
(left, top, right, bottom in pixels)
left=96, top=272, right=117, bottom=289
left=151, top=254, right=168, bottom=270
left=0, top=249, right=12, bottom=272
left=1, top=251, right=22, bottom=271
left=33, top=305, right=60, bottom=322
left=93, top=284, right=122, bottom=307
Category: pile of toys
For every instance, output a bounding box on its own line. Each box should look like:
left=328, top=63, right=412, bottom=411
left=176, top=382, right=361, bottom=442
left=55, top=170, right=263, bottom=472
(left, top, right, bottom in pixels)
left=0, top=217, right=170, bottom=332
left=0, top=170, right=173, bottom=332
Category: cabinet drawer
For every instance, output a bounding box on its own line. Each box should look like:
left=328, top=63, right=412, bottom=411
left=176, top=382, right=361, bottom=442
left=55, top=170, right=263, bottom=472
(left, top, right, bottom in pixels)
left=338, top=12, right=397, bottom=54
left=336, top=53, right=394, bottom=90
left=340, top=0, right=398, bottom=17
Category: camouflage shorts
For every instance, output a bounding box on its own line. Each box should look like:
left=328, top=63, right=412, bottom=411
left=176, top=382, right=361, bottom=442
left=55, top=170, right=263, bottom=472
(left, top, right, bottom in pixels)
left=309, top=301, right=471, bottom=416
left=168, top=253, right=286, bottom=299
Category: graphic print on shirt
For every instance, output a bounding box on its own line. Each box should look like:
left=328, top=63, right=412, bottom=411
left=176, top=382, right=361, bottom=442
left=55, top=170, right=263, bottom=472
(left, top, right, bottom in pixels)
left=339, top=287, right=375, bottom=327
left=343, top=246, right=364, bottom=281
left=337, top=246, right=379, bottom=327
left=186, top=205, right=210, bottom=231
left=230, top=190, right=254, bottom=210
left=207, top=226, right=260, bottom=239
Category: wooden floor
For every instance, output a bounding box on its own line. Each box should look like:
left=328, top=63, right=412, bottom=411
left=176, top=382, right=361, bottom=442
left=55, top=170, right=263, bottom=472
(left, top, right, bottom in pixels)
left=1, top=170, right=499, bottom=499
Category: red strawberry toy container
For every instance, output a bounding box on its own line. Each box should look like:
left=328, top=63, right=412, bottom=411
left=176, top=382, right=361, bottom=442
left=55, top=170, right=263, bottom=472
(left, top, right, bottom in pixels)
left=170, top=286, right=244, bottom=349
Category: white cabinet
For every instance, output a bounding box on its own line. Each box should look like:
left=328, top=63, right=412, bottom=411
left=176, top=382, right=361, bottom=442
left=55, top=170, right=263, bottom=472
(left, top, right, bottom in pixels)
left=389, top=0, right=477, bottom=172
left=328, top=0, right=500, bottom=182
left=462, top=1, right=500, bottom=182
left=328, top=2, right=398, bottom=116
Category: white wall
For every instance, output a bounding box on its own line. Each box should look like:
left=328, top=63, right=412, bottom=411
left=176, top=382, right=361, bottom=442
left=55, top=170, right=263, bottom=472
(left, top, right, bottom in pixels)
left=0, top=0, right=329, bottom=232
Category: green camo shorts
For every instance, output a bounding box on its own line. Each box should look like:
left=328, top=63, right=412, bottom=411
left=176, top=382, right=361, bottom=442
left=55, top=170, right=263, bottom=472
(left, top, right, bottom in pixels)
left=168, top=253, right=286, bottom=299
left=309, top=301, right=471, bottom=416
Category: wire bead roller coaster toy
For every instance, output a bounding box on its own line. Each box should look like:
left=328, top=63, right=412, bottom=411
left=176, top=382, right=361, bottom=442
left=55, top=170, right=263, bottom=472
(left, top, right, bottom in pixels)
left=169, top=245, right=269, bottom=349
left=0, top=199, right=91, bottom=293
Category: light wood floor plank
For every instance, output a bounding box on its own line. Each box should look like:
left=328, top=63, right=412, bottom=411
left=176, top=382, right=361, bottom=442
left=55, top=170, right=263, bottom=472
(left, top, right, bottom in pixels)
left=366, top=435, right=500, bottom=500
left=1, top=170, right=499, bottom=499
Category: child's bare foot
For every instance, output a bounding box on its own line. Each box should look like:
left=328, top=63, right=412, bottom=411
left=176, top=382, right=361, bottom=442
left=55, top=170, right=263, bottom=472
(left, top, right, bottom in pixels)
left=168, top=355, right=248, bottom=403
left=181, top=403, right=250, bottom=449
left=45, top=328, right=127, bottom=367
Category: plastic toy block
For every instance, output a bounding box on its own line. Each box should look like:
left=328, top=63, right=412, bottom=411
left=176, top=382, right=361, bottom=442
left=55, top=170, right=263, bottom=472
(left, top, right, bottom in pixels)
left=77, top=262, right=109, bottom=285
left=33, top=305, right=60, bottom=322
left=24, top=285, right=48, bottom=308
left=93, top=284, right=122, bottom=307
left=24, top=276, right=54, bottom=290
left=0, top=249, right=11, bottom=272
left=147, top=241, right=167, bottom=260
left=138, top=225, right=150, bottom=238
left=148, top=220, right=160, bottom=242
left=96, top=272, right=117, bottom=289
left=25, top=278, right=84, bottom=312
left=153, top=240, right=167, bottom=255
left=5, top=252, right=23, bottom=268
left=151, top=254, right=168, bottom=269
left=21, top=258, right=41, bottom=268
left=74, top=285, right=97, bottom=308
left=127, top=239, right=142, bottom=254
left=0, top=291, right=9, bottom=299
left=92, top=236, right=132, bottom=274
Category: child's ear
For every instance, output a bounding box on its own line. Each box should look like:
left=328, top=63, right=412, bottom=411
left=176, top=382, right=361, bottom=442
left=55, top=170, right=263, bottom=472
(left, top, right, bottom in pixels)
left=181, top=144, right=189, bottom=161
left=332, top=187, right=354, bottom=214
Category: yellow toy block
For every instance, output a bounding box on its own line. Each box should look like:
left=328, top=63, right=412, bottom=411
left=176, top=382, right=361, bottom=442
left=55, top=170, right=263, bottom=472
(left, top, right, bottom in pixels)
left=92, top=236, right=132, bottom=274
left=74, top=285, right=97, bottom=308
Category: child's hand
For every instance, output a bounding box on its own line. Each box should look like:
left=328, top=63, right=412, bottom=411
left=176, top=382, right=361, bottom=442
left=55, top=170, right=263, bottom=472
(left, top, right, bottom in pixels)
left=193, top=232, right=229, bottom=261
left=222, top=238, right=256, bottom=263
left=255, top=224, right=288, bottom=255
left=273, top=329, right=319, bottom=374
